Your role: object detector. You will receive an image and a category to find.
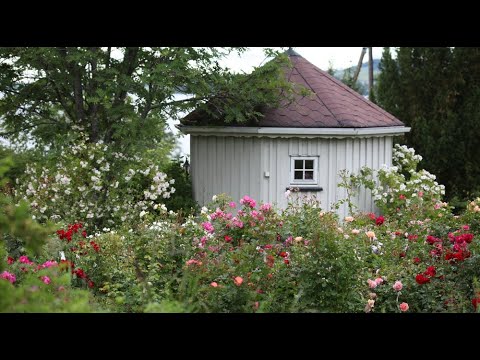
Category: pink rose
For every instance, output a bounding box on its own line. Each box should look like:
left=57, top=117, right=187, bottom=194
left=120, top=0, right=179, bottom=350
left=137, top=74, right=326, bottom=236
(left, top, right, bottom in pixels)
left=399, top=302, right=409, bottom=312
left=41, top=276, right=51, bottom=285
left=393, top=280, right=403, bottom=291
left=0, top=271, right=16, bottom=284
left=210, top=282, right=218, bottom=287
left=367, top=279, right=377, bottom=289
left=234, top=276, right=243, bottom=286
left=375, top=277, right=384, bottom=286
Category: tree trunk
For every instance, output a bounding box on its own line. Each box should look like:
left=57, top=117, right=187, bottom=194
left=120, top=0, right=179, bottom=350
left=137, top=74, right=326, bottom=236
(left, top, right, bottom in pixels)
left=353, top=47, right=367, bottom=84
left=369, top=47, right=374, bottom=98
left=88, top=47, right=100, bottom=143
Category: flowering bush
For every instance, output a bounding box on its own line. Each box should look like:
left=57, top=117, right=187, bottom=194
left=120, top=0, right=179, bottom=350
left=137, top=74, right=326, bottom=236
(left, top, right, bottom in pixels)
left=342, top=144, right=448, bottom=223
left=7, top=142, right=480, bottom=313
left=1, top=253, right=93, bottom=312
left=15, top=132, right=175, bottom=231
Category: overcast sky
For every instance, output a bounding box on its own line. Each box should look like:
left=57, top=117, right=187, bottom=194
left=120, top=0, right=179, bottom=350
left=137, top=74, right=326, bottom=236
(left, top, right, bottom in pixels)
left=171, top=47, right=388, bottom=157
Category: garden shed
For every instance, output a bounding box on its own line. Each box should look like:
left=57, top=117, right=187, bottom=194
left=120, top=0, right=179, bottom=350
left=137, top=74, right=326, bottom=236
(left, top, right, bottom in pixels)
left=178, top=49, right=410, bottom=217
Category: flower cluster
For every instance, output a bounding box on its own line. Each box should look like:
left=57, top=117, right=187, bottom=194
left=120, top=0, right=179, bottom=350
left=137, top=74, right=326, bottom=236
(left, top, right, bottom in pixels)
left=56, top=223, right=98, bottom=288
left=15, top=132, right=174, bottom=230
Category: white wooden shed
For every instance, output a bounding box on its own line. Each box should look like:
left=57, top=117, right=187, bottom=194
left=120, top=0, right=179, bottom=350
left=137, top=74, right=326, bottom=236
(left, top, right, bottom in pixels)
left=178, top=49, right=410, bottom=217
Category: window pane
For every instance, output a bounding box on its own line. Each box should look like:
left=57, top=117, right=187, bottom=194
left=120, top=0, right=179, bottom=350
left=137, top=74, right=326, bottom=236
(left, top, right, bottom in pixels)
left=305, top=160, right=314, bottom=169
left=294, top=171, right=303, bottom=180
left=294, top=160, right=303, bottom=170
left=305, top=171, right=314, bottom=180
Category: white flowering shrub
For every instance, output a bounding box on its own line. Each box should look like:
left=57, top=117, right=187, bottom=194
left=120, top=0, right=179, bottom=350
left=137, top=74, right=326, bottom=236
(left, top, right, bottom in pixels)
left=15, top=132, right=175, bottom=231
left=347, top=144, right=447, bottom=219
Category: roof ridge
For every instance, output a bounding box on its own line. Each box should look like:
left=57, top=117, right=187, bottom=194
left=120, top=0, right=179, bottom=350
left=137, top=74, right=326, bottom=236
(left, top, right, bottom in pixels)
left=291, top=57, right=342, bottom=126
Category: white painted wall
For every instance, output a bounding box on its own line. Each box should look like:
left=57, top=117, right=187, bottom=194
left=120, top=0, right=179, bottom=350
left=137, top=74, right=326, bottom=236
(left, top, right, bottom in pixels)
left=191, top=135, right=394, bottom=217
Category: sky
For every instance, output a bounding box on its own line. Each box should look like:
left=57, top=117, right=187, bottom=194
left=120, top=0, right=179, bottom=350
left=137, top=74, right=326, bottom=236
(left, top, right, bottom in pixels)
left=169, top=47, right=387, bottom=157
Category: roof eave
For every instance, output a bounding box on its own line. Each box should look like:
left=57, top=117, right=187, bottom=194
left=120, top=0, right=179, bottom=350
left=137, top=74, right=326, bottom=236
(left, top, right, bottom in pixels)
left=177, top=125, right=411, bottom=138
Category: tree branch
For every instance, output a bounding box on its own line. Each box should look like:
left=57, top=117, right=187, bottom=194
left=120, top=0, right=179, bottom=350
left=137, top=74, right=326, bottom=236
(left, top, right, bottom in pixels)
left=0, top=122, right=57, bottom=137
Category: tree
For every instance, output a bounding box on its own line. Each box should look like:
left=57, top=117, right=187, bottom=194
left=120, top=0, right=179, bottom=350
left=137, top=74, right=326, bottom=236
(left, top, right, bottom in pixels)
left=375, top=47, right=480, bottom=201
left=0, top=48, right=296, bottom=229
left=0, top=47, right=293, bottom=153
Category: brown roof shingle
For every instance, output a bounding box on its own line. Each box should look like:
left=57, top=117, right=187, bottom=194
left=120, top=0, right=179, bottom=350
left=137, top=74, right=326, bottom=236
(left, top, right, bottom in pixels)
left=183, top=49, right=404, bottom=128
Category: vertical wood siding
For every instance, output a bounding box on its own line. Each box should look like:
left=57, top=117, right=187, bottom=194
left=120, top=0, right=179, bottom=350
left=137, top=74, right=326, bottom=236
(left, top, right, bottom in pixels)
left=191, top=135, right=395, bottom=217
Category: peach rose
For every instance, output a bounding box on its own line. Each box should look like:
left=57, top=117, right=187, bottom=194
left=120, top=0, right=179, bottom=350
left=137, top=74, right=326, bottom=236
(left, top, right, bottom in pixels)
left=344, top=216, right=354, bottom=222
left=234, top=276, right=243, bottom=286
left=351, top=229, right=360, bottom=235
left=399, top=302, right=409, bottom=312
left=366, top=231, right=376, bottom=239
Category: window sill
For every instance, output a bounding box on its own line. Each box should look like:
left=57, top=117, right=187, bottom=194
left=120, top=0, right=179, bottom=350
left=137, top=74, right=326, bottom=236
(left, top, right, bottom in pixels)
left=286, top=186, right=323, bottom=192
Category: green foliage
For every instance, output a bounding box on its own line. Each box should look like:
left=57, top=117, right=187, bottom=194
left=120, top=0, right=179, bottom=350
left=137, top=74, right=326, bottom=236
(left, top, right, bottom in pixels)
left=0, top=157, right=93, bottom=312
left=0, top=266, right=92, bottom=313
left=162, top=159, right=197, bottom=214
left=0, top=47, right=294, bottom=153
left=376, top=47, right=480, bottom=201
left=0, top=157, right=52, bottom=256
left=90, top=211, right=196, bottom=312
left=340, top=66, right=367, bottom=95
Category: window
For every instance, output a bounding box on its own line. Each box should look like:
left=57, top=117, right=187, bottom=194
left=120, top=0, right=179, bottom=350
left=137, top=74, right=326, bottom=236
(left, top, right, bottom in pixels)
left=290, top=157, right=318, bottom=184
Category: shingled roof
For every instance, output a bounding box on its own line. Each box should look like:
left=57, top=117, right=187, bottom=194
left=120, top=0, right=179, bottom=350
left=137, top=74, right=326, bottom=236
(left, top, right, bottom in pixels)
left=182, top=49, right=404, bottom=128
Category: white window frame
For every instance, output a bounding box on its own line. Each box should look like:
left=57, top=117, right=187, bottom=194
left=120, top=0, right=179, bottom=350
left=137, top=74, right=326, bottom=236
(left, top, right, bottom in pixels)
left=290, top=156, right=318, bottom=185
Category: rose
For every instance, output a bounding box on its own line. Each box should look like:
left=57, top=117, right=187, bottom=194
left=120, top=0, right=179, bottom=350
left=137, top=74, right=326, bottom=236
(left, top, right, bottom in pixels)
left=415, top=274, right=430, bottom=285
left=366, top=231, right=376, bottom=239
left=345, top=216, right=354, bottom=222
left=393, top=281, right=403, bottom=291
left=234, top=276, right=243, bottom=286
left=376, top=216, right=385, bottom=226
left=367, top=279, right=377, bottom=289
left=399, top=302, right=409, bottom=312
left=424, top=266, right=436, bottom=277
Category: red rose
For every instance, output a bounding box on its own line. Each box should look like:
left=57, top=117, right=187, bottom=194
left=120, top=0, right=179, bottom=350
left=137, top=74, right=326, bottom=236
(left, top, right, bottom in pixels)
left=408, top=234, right=418, bottom=242
left=224, top=235, right=233, bottom=243
left=473, top=298, right=480, bottom=311
left=7, top=256, right=14, bottom=265
left=90, top=241, right=100, bottom=252
left=88, top=280, right=95, bottom=288
left=279, top=251, right=287, bottom=258
left=368, top=213, right=376, bottom=221
left=415, top=274, right=431, bottom=285
left=74, top=268, right=86, bottom=279
left=399, top=252, right=406, bottom=258
left=413, top=257, right=421, bottom=264
left=375, top=216, right=385, bottom=226
left=82, top=230, right=87, bottom=238
left=463, top=234, right=474, bottom=243
left=426, top=235, right=441, bottom=245
left=425, top=266, right=436, bottom=277
left=284, top=259, right=290, bottom=265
